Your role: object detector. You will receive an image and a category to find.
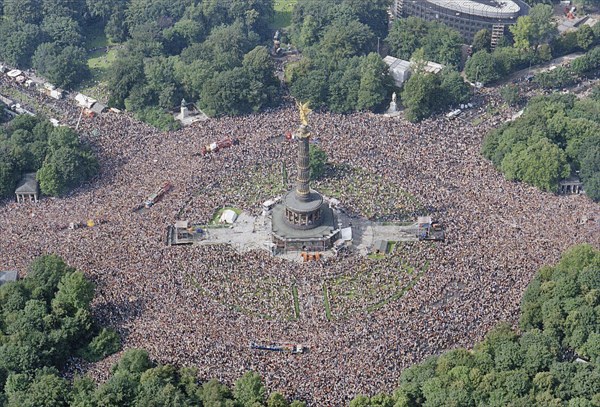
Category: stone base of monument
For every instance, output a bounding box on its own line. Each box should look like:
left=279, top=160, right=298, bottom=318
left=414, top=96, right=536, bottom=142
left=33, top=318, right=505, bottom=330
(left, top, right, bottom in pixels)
left=270, top=201, right=340, bottom=254
left=384, top=101, right=401, bottom=117
left=174, top=105, right=209, bottom=126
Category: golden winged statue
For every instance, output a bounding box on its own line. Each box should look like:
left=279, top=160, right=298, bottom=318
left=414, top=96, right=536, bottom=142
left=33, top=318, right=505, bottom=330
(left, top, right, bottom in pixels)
left=296, top=100, right=311, bottom=126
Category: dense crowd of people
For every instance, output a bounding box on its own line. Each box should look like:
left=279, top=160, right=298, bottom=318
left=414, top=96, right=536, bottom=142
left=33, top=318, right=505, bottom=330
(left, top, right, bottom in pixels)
left=0, top=78, right=599, bottom=405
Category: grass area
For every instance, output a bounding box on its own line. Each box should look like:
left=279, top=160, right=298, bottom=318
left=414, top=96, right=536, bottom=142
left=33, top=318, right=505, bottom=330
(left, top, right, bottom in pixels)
left=322, top=283, right=332, bottom=321
left=292, top=284, right=300, bottom=319
left=367, top=253, right=386, bottom=260
left=78, top=20, right=119, bottom=102
left=210, top=207, right=242, bottom=224
left=271, top=0, right=298, bottom=29
left=471, top=116, right=484, bottom=126
left=327, top=260, right=424, bottom=319
left=315, top=165, right=425, bottom=221
left=367, top=270, right=423, bottom=313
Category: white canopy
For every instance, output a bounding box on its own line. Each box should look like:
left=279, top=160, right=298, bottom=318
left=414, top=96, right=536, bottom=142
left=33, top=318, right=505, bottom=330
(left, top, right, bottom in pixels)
left=75, top=93, right=96, bottom=109
left=220, top=210, right=238, bottom=224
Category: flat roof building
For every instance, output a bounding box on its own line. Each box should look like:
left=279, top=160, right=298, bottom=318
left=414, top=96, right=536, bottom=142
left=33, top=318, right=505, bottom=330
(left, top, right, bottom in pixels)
left=393, top=0, right=530, bottom=45
left=383, top=55, right=445, bottom=88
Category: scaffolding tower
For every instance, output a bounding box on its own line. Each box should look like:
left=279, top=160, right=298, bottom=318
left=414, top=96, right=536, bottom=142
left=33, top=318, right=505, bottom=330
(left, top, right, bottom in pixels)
left=491, top=24, right=506, bottom=50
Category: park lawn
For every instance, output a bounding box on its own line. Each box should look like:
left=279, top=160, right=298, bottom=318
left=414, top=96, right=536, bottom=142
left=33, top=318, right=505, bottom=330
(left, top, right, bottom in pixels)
left=78, top=21, right=118, bottom=102
left=270, top=0, right=298, bottom=29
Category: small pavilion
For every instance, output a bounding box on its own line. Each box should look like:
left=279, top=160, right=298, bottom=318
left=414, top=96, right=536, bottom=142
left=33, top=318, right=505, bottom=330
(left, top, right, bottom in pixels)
left=15, top=173, right=39, bottom=203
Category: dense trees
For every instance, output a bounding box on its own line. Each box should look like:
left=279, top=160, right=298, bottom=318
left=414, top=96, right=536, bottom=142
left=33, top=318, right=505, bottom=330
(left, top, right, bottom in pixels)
left=286, top=0, right=392, bottom=113
left=0, top=255, right=306, bottom=405
left=0, top=0, right=92, bottom=88
left=386, top=16, right=463, bottom=68
left=0, top=255, right=119, bottom=380
left=510, top=4, right=557, bottom=53
left=0, top=115, right=98, bottom=198
left=309, top=144, right=327, bottom=181
left=534, top=66, right=577, bottom=89
left=571, top=46, right=600, bottom=77
left=32, top=43, right=89, bottom=89
left=351, top=244, right=600, bottom=406
left=105, top=12, right=280, bottom=121
left=465, top=50, right=501, bottom=85
left=482, top=92, right=600, bottom=198
left=401, top=69, right=470, bottom=122
left=288, top=53, right=391, bottom=113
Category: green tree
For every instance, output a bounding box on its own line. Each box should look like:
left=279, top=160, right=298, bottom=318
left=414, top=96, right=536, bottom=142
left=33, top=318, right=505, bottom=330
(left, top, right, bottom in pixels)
left=440, top=70, right=471, bottom=105
left=201, top=379, right=235, bottom=406
left=199, top=67, right=249, bottom=117
left=0, top=20, right=41, bottom=67
left=113, top=349, right=153, bottom=377
left=107, top=53, right=145, bottom=109
left=579, top=141, right=600, bottom=201
left=356, top=53, right=389, bottom=111
left=51, top=272, right=94, bottom=316
left=500, top=84, right=521, bottom=106
left=233, top=371, right=265, bottom=407
left=319, top=19, right=375, bottom=61
left=5, top=369, right=70, bottom=407
left=465, top=50, right=500, bottom=85
left=511, top=4, right=557, bottom=52
left=0, top=151, right=20, bottom=197
left=3, top=0, right=43, bottom=24
left=26, top=254, right=74, bottom=302
left=309, top=144, right=327, bottom=180
left=577, top=25, right=595, bottom=51
left=502, top=138, right=571, bottom=192
left=401, top=72, right=440, bottom=122
left=472, top=29, right=491, bottom=52
left=267, top=392, right=289, bottom=407
left=32, top=43, right=89, bottom=89
left=37, top=145, right=98, bottom=196
left=80, top=328, right=121, bottom=362
left=290, top=68, right=328, bottom=109
left=41, top=15, right=82, bottom=46
left=386, top=16, right=431, bottom=60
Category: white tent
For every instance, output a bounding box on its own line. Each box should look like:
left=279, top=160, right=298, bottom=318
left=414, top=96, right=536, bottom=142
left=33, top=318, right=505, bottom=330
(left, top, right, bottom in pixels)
left=7, top=69, right=22, bottom=78
left=340, top=227, right=352, bottom=241
left=75, top=93, right=96, bottom=109
left=219, top=209, right=238, bottom=224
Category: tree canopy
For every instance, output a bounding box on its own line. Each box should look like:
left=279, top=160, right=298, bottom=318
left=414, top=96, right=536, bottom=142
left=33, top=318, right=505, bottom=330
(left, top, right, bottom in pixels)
left=386, top=16, right=463, bottom=68
left=0, top=115, right=98, bottom=198
left=482, top=92, right=600, bottom=198
left=285, top=0, right=393, bottom=113
left=0, top=255, right=307, bottom=406
left=350, top=244, right=600, bottom=406
left=401, top=69, right=470, bottom=122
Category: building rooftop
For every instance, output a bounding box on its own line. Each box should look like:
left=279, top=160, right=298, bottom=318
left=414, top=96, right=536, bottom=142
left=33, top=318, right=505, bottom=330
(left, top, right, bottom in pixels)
left=15, top=173, right=38, bottom=194
left=427, top=0, right=522, bottom=19
left=383, top=56, right=411, bottom=73
left=0, top=270, right=18, bottom=285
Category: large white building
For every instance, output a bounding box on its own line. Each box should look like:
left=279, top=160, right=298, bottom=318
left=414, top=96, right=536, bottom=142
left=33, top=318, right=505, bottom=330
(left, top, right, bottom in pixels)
left=383, top=55, right=444, bottom=88
left=393, top=0, right=530, bottom=46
